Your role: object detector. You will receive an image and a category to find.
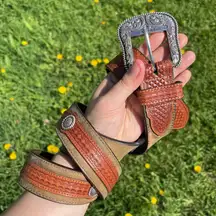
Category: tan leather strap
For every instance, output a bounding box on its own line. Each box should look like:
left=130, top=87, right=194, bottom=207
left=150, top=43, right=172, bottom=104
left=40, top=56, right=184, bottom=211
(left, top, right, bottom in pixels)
left=20, top=103, right=139, bottom=204
left=56, top=104, right=122, bottom=198
left=19, top=151, right=97, bottom=205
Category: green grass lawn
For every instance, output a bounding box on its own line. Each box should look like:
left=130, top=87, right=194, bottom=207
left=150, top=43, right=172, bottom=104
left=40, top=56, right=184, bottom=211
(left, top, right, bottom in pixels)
left=0, top=0, right=216, bottom=215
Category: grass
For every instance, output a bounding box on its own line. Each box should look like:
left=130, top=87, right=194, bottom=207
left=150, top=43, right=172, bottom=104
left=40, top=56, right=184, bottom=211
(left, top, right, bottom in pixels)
left=0, top=0, right=216, bottom=215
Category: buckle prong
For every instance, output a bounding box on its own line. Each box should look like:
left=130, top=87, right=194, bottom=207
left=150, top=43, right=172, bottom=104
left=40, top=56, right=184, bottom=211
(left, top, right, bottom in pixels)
left=118, top=12, right=182, bottom=72
left=144, top=29, right=156, bottom=72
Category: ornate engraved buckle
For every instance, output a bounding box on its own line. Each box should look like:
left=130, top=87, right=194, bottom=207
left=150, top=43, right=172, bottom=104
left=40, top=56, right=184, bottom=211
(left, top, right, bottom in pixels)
left=118, top=12, right=182, bottom=72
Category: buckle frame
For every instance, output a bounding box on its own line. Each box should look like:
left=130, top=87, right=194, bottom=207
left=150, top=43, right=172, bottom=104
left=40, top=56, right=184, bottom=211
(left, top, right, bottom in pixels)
left=118, top=12, right=182, bottom=71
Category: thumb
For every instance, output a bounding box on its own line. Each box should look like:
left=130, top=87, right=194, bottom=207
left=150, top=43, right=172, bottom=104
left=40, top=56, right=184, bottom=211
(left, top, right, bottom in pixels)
left=105, top=59, right=145, bottom=104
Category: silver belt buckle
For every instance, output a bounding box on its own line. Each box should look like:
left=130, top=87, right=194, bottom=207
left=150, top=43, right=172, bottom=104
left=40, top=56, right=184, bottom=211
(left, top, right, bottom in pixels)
left=118, top=12, right=182, bottom=72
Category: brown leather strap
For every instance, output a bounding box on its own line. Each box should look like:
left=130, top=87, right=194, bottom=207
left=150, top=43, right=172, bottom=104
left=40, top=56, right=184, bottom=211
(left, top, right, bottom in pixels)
left=173, top=99, right=189, bottom=129
left=136, top=83, right=184, bottom=106
left=56, top=104, right=122, bottom=198
left=19, top=151, right=97, bottom=205
left=106, top=48, right=189, bottom=147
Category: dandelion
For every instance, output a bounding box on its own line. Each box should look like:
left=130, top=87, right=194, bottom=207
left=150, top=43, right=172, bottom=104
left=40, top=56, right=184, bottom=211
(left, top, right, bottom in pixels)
left=61, top=108, right=67, bottom=114
left=47, top=144, right=59, bottom=154
left=1, top=68, right=6, bottom=73
left=9, top=151, right=17, bottom=160
left=148, top=0, right=153, bottom=2
left=56, top=53, right=63, bottom=60
left=9, top=97, right=14, bottom=101
left=58, top=86, right=67, bottom=94
left=97, top=59, right=102, bottom=63
left=67, top=81, right=73, bottom=87
left=159, top=189, right=165, bottom=196
left=149, top=9, right=156, bottom=13
left=103, top=58, right=109, bottom=64
left=125, top=213, right=133, bottom=216
left=181, top=49, right=185, bottom=55
left=194, top=165, right=202, bottom=173
left=101, top=21, right=106, bottom=25
left=151, top=196, right=157, bottom=205
left=145, top=163, right=151, bottom=169
left=90, top=59, right=98, bottom=67
left=75, top=55, right=83, bottom=62
left=21, top=40, right=28, bottom=46
left=94, top=0, right=99, bottom=3
left=4, top=143, right=12, bottom=150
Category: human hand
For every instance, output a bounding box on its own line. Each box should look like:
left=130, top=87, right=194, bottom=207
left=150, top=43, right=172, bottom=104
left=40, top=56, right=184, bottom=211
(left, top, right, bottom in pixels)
left=86, top=33, right=196, bottom=144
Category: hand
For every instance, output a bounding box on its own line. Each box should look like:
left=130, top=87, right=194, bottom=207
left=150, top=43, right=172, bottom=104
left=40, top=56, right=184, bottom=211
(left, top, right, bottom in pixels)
left=86, top=33, right=196, bottom=144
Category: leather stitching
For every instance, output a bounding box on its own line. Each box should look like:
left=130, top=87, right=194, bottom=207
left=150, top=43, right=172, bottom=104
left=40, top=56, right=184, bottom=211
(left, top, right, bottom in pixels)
left=62, top=112, right=119, bottom=192
left=21, top=163, right=91, bottom=198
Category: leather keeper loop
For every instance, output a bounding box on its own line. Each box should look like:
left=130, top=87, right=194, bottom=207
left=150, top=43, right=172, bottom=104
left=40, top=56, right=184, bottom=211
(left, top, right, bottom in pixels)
left=19, top=151, right=98, bottom=205
left=136, top=83, right=184, bottom=106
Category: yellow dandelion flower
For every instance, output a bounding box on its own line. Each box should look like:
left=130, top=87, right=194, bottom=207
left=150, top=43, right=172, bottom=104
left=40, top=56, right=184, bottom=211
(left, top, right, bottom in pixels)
left=1, top=68, right=6, bottom=73
left=181, top=49, right=185, bottom=55
left=4, top=143, right=12, bottom=150
left=67, top=81, right=73, bottom=87
left=21, top=40, right=28, bottom=46
left=47, top=144, right=59, bottom=154
left=103, top=58, right=110, bottom=64
left=101, top=21, right=106, bottom=25
left=9, top=97, right=14, bottom=101
left=94, top=0, right=99, bottom=3
left=148, top=0, right=153, bottom=2
left=76, top=55, right=83, bottom=62
left=194, top=165, right=202, bottom=173
left=159, top=189, right=165, bottom=196
left=61, top=108, right=67, bottom=114
left=145, top=163, right=151, bottom=169
left=56, top=53, right=63, bottom=60
left=151, top=196, right=157, bottom=205
left=125, top=213, right=133, bottom=216
left=149, top=10, right=156, bottom=13
left=97, top=58, right=102, bottom=63
left=9, top=151, right=17, bottom=160
left=58, top=86, right=67, bottom=94
left=90, top=59, right=98, bottom=67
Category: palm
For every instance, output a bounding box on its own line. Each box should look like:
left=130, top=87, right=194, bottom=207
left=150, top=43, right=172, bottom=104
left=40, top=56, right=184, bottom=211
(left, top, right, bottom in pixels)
left=86, top=32, right=195, bottom=142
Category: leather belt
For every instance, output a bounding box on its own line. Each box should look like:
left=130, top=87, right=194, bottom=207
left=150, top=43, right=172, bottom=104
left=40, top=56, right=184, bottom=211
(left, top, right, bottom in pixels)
left=19, top=12, right=189, bottom=205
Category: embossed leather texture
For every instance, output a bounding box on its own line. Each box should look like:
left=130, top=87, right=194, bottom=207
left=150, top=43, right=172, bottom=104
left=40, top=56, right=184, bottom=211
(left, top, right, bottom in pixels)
left=19, top=151, right=98, bottom=205
left=106, top=48, right=189, bottom=149
left=20, top=104, right=138, bottom=204
left=19, top=48, right=189, bottom=205
left=56, top=103, right=137, bottom=199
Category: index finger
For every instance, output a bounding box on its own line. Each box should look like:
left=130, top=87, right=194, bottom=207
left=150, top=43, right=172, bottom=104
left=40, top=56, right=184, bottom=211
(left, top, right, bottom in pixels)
left=138, top=32, right=166, bottom=56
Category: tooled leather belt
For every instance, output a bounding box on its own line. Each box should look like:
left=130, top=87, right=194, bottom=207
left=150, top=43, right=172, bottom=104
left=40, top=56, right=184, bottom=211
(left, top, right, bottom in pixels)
left=19, top=12, right=189, bottom=204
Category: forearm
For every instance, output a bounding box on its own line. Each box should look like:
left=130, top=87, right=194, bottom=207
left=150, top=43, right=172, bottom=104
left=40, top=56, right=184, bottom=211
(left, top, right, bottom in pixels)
left=2, top=153, right=89, bottom=216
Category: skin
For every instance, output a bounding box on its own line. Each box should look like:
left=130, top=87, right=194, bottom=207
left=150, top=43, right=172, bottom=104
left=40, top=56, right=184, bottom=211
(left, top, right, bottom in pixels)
left=3, top=32, right=196, bottom=216
left=86, top=32, right=195, bottom=142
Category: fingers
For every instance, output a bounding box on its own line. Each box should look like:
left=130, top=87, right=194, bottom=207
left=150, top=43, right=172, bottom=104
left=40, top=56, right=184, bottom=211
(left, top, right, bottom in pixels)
left=138, top=32, right=166, bottom=55
left=174, top=51, right=196, bottom=77
left=138, top=33, right=189, bottom=63
left=152, top=33, right=188, bottom=62
left=104, top=59, right=145, bottom=104
left=174, top=70, right=192, bottom=86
